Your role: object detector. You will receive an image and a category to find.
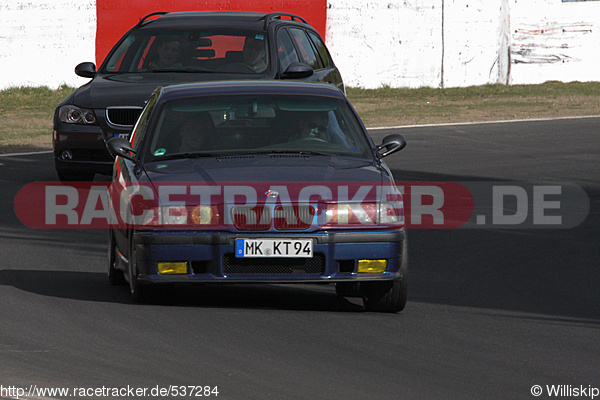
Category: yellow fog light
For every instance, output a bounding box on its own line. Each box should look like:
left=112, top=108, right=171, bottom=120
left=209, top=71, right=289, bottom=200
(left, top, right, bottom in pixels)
left=357, top=260, right=387, bottom=273
left=157, top=262, right=188, bottom=275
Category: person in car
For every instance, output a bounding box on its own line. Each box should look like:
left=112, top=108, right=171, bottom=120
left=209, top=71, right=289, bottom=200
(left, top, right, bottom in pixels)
left=290, top=111, right=330, bottom=141
left=178, top=113, right=213, bottom=152
left=153, top=37, right=182, bottom=69
left=242, top=36, right=267, bottom=73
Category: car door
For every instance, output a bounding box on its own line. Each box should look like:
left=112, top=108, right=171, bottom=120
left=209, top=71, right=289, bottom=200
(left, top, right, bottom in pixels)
left=111, top=92, right=158, bottom=254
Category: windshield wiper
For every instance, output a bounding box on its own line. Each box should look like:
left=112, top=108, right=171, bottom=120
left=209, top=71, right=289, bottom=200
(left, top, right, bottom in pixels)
left=151, top=68, right=214, bottom=73
left=240, top=150, right=331, bottom=157
left=153, top=152, right=220, bottom=161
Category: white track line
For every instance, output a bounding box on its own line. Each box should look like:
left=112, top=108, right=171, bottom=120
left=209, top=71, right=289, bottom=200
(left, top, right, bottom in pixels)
left=367, top=114, right=600, bottom=130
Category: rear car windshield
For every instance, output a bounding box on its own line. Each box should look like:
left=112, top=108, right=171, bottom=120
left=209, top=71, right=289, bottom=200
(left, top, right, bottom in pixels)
left=144, top=94, right=374, bottom=161
left=102, top=29, right=269, bottom=74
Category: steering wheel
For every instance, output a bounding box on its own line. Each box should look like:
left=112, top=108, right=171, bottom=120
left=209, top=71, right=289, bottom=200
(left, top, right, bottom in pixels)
left=296, top=137, right=328, bottom=143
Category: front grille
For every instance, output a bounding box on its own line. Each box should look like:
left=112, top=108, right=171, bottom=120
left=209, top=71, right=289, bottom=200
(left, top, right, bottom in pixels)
left=273, top=205, right=314, bottom=230
left=232, top=206, right=271, bottom=230
left=106, top=107, right=143, bottom=127
left=231, top=205, right=314, bottom=230
left=223, top=253, right=325, bottom=275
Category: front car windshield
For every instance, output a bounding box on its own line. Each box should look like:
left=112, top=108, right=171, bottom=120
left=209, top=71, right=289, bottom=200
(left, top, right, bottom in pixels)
left=144, top=94, right=374, bottom=162
left=102, top=29, right=269, bottom=74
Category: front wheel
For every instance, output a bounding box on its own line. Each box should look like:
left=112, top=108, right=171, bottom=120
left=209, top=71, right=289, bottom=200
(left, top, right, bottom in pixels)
left=108, top=230, right=126, bottom=285
left=128, top=235, right=152, bottom=303
left=362, top=279, right=407, bottom=313
left=362, top=238, right=408, bottom=312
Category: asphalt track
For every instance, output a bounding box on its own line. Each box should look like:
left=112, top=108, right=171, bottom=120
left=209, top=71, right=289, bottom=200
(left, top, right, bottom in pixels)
left=0, top=117, right=598, bottom=400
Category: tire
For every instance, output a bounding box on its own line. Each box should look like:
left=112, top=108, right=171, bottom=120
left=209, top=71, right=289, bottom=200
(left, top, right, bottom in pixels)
left=107, top=229, right=126, bottom=286
left=128, top=234, right=153, bottom=303
left=362, top=237, right=408, bottom=313
left=362, top=279, right=407, bottom=313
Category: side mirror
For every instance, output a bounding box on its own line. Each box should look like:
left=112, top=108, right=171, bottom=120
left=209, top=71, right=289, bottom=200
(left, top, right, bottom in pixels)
left=107, top=137, right=136, bottom=161
left=377, top=134, right=406, bottom=158
left=281, top=62, right=314, bottom=79
left=75, top=62, right=97, bottom=78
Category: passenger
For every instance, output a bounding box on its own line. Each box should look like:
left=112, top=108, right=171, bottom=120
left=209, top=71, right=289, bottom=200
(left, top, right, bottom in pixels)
left=242, top=35, right=268, bottom=73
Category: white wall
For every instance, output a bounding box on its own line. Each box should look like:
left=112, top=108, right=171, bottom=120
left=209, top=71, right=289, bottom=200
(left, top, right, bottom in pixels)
left=509, top=0, right=600, bottom=85
left=326, top=0, right=443, bottom=89
left=1, top=0, right=600, bottom=90
left=325, top=0, right=511, bottom=89
left=0, top=0, right=96, bottom=89
left=442, top=0, right=510, bottom=88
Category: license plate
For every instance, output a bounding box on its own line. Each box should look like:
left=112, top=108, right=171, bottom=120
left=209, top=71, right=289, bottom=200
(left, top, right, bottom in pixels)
left=117, top=133, right=129, bottom=139
left=235, top=238, right=313, bottom=258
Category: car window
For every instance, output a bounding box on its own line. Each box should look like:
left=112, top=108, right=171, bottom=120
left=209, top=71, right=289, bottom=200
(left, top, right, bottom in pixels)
left=288, top=28, right=322, bottom=70
left=145, top=95, right=372, bottom=161
left=276, top=29, right=300, bottom=73
left=104, top=34, right=142, bottom=73
left=307, top=31, right=332, bottom=68
left=102, top=29, right=269, bottom=74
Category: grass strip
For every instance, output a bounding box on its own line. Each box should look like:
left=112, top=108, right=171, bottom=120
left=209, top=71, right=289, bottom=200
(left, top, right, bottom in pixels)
left=1, top=81, right=599, bottom=153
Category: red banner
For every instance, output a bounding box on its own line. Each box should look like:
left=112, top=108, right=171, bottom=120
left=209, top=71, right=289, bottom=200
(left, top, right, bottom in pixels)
left=95, top=0, right=328, bottom=65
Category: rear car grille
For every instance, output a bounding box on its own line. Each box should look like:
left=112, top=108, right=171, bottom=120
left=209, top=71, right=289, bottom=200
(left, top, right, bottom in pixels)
left=106, top=107, right=143, bottom=127
left=223, top=253, right=325, bottom=275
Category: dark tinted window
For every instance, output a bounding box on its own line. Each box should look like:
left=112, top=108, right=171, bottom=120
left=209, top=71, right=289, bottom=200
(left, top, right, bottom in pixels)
left=308, top=31, right=332, bottom=68
left=102, top=29, right=269, bottom=75
left=288, top=28, right=322, bottom=70
left=276, top=29, right=300, bottom=73
left=146, top=94, right=372, bottom=161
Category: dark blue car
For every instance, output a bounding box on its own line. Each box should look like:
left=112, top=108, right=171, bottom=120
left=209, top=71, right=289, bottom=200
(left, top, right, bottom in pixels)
left=107, top=80, right=408, bottom=312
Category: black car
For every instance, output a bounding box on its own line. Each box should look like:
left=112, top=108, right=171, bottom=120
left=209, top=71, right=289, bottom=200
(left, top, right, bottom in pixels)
left=53, top=11, right=344, bottom=181
left=106, top=80, right=407, bottom=311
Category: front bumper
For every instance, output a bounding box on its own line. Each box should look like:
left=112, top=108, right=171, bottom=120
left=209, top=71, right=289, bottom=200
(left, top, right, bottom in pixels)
left=132, top=229, right=406, bottom=284
left=53, top=117, right=131, bottom=176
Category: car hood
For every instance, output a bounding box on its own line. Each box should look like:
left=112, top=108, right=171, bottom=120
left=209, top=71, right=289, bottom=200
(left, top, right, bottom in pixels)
left=71, top=73, right=265, bottom=108
left=143, top=155, right=386, bottom=187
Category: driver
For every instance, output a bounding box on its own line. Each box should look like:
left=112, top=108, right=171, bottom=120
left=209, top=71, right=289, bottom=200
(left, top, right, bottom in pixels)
left=290, top=111, right=329, bottom=142
left=242, top=35, right=267, bottom=73
left=152, top=37, right=182, bottom=69
left=178, top=113, right=213, bottom=152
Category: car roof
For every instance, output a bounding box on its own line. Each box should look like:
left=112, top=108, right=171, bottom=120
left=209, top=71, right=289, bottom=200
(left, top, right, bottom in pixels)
left=137, top=11, right=310, bottom=31
left=158, top=81, right=346, bottom=101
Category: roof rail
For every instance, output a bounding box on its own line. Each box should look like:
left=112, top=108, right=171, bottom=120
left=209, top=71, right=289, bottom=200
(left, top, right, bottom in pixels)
left=134, top=12, right=168, bottom=29
left=261, top=12, right=308, bottom=30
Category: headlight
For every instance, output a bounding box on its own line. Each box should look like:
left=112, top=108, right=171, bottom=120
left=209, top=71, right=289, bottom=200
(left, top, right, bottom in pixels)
left=324, top=202, right=403, bottom=225
left=59, top=105, right=97, bottom=125
left=159, top=205, right=220, bottom=226
left=378, top=202, right=404, bottom=224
